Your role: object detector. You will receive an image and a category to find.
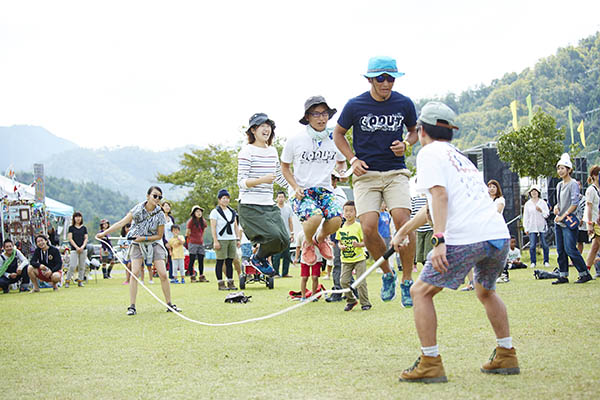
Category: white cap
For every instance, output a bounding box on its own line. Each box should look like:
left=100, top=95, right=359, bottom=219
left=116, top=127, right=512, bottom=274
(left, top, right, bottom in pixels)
left=556, top=153, right=572, bottom=169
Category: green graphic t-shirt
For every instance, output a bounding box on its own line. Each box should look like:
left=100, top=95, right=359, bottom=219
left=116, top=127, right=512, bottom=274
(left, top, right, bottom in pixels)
left=336, top=222, right=366, bottom=263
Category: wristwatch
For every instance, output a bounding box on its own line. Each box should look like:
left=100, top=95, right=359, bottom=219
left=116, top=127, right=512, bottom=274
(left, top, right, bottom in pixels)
left=431, top=233, right=445, bottom=247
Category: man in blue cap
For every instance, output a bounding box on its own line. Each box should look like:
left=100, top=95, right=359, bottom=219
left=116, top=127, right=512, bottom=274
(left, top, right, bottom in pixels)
left=333, top=56, right=418, bottom=306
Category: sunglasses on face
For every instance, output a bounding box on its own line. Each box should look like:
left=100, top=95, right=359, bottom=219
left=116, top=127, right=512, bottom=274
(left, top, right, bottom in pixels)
left=309, top=111, right=330, bottom=118
left=152, top=194, right=163, bottom=200
left=375, top=75, right=395, bottom=83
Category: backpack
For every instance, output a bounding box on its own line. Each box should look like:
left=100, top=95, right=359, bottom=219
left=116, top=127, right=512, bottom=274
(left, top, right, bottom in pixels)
left=224, top=291, right=252, bottom=304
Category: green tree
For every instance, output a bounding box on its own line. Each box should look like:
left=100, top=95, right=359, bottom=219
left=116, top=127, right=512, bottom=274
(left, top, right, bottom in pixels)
left=497, top=110, right=565, bottom=179
left=157, top=145, right=239, bottom=224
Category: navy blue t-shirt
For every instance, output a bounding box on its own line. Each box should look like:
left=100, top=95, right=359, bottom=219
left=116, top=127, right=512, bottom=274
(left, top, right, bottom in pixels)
left=337, top=91, right=417, bottom=171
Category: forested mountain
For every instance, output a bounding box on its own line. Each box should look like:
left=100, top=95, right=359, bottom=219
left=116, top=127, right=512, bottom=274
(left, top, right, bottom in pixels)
left=0, top=124, right=192, bottom=200
left=0, top=125, right=78, bottom=171
left=16, top=172, right=135, bottom=238
left=42, top=146, right=192, bottom=200
left=415, top=32, right=600, bottom=164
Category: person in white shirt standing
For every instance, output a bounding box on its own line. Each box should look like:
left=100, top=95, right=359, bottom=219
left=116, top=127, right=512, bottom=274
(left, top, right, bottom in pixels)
left=393, top=101, right=518, bottom=383
left=522, top=186, right=550, bottom=268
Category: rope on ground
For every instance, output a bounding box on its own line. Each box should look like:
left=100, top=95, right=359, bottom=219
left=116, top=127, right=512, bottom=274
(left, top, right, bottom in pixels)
left=99, top=239, right=395, bottom=327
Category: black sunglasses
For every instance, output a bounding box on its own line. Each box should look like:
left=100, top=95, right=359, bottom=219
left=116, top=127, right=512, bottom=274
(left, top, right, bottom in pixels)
left=152, top=194, right=163, bottom=200
left=375, top=74, right=395, bottom=83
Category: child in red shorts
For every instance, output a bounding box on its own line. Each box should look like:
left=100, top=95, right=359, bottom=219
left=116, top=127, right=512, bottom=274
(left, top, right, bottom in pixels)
left=297, top=230, right=323, bottom=302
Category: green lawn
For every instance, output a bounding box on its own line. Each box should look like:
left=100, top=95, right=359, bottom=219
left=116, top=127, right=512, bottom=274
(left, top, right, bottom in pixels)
left=2, top=256, right=599, bottom=400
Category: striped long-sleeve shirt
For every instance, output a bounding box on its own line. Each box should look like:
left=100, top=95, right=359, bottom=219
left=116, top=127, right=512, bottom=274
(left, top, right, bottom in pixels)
left=237, top=144, right=288, bottom=205
left=410, top=195, right=432, bottom=232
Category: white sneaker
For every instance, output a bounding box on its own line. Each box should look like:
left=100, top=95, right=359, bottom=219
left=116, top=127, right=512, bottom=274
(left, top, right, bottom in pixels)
left=544, top=262, right=551, bottom=267
left=530, top=263, right=535, bottom=269
left=148, top=280, right=154, bottom=284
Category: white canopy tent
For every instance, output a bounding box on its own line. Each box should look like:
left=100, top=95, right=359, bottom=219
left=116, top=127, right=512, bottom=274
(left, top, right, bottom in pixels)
left=0, top=174, right=74, bottom=217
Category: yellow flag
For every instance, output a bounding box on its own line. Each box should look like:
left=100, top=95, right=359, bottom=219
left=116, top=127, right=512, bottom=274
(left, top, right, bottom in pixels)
left=510, top=100, right=518, bottom=130
left=577, top=120, right=585, bottom=147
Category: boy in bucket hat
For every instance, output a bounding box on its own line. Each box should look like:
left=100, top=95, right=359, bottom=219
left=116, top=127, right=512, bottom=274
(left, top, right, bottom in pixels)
left=237, top=113, right=289, bottom=278
left=333, top=56, right=418, bottom=306
left=392, top=101, right=519, bottom=383
left=281, top=96, right=346, bottom=267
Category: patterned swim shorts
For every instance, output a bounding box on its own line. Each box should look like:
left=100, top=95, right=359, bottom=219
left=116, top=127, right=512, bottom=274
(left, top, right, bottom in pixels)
left=419, top=239, right=509, bottom=291
left=290, top=187, right=343, bottom=223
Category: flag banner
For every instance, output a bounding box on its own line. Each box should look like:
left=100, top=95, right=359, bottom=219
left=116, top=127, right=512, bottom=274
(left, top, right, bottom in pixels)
left=510, top=100, right=518, bottom=130
left=577, top=120, right=585, bottom=147
left=526, top=94, right=533, bottom=122
left=568, top=105, right=574, bottom=143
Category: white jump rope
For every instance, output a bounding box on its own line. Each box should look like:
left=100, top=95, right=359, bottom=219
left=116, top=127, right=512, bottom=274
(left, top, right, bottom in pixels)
left=99, top=237, right=398, bottom=327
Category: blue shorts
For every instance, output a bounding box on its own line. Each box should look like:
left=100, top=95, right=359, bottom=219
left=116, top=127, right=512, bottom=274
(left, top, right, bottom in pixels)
left=290, top=187, right=342, bottom=223
left=419, top=239, right=509, bottom=291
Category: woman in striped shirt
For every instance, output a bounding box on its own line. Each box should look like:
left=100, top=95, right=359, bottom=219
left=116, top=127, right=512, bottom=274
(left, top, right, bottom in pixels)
left=237, top=113, right=289, bottom=275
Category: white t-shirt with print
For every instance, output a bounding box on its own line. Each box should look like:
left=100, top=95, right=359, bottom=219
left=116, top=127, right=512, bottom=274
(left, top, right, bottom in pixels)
left=415, top=141, right=509, bottom=245
left=281, top=128, right=345, bottom=192
left=209, top=207, right=237, bottom=241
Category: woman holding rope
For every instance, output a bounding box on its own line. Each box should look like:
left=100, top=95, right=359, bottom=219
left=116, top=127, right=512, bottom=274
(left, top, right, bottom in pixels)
left=96, top=186, right=182, bottom=316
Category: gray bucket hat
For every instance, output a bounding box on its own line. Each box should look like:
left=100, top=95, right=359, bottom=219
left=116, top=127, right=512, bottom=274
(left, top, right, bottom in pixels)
left=299, top=95, right=337, bottom=125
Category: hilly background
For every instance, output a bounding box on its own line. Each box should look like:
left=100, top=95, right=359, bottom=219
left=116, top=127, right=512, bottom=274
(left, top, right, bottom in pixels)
left=1, top=32, right=599, bottom=226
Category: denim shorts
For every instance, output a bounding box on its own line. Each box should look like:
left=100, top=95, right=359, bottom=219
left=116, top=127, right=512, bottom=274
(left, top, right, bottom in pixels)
left=419, top=239, right=509, bottom=291
left=290, top=187, right=342, bottom=222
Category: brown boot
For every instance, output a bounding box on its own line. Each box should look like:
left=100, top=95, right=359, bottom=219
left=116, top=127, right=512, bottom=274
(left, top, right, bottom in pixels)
left=197, top=275, right=209, bottom=283
left=218, top=280, right=228, bottom=291
left=190, top=275, right=197, bottom=282
left=227, top=279, right=238, bottom=290
left=399, top=355, right=447, bottom=383
left=481, top=347, right=520, bottom=375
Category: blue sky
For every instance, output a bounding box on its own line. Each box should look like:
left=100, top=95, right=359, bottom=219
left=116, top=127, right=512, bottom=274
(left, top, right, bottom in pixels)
left=1, top=0, right=598, bottom=150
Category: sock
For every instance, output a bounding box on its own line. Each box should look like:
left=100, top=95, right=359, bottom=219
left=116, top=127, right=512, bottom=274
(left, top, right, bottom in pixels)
left=497, top=337, right=512, bottom=349
left=421, top=345, right=439, bottom=357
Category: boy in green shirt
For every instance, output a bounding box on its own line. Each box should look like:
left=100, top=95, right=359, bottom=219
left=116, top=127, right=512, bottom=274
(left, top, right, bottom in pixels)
left=336, top=201, right=371, bottom=311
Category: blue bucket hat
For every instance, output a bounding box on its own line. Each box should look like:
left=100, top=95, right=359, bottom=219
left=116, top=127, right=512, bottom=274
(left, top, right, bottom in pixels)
left=217, top=189, right=230, bottom=199
left=364, top=56, right=405, bottom=78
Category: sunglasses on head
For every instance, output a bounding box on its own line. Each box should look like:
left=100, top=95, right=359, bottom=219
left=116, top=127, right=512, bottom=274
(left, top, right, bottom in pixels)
left=374, top=74, right=395, bottom=83
left=152, top=194, right=163, bottom=200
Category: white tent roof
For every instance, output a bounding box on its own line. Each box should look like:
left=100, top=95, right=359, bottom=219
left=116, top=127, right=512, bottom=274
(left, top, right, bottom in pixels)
left=0, top=174, right=74, bottom=218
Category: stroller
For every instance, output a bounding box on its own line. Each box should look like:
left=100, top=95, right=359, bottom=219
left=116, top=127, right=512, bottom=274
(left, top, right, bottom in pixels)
left=239, top=259, right=275, bottom=290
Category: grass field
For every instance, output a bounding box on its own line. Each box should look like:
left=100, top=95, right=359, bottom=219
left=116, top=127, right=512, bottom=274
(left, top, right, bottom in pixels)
left=2, top=251, right=599, bottom=400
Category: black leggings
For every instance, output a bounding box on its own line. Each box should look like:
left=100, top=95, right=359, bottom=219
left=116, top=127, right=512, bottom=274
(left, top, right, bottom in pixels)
left=189, top=254, right=205, bottom=275
left=215, top=258, right=233, bottom=281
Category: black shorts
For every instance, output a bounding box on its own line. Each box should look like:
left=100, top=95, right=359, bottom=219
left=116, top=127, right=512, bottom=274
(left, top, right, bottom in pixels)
left=577, top=229, right=590, bottom=244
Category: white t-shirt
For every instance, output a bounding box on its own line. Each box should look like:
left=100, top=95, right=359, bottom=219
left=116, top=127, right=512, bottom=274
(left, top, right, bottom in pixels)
left=209, top=207, right=237, bottom=241
left=584, top=185, right=600, bottom=223
left=281, top=128, right=345, bottom=192
left=415, top=141, right=509, bottom=245
left=507, top=247, right=521, bottom=263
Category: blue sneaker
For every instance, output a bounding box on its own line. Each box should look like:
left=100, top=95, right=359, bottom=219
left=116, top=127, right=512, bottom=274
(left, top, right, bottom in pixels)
left=381, top=270, right=397, bottom=302
left=180, top=278, right=185, bottom=284
left=170, top=279, right=179, bottom=284
left=250, top=255, right=276, bottom=276
left=400, top=279, right=413, bottom=308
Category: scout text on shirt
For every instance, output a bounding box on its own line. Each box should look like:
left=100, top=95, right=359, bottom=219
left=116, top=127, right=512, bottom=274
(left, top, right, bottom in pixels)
left=359, top=113, right=405, bottom=132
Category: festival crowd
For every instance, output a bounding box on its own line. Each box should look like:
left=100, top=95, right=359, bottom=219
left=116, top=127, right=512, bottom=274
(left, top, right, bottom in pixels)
left=4, top=56, right=600, bottom=384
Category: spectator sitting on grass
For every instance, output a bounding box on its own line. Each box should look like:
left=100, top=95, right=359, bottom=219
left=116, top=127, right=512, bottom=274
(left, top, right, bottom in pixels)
left=0, top=239, right=30, bottom=293
left=28, top=235, right=63, bottom=293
